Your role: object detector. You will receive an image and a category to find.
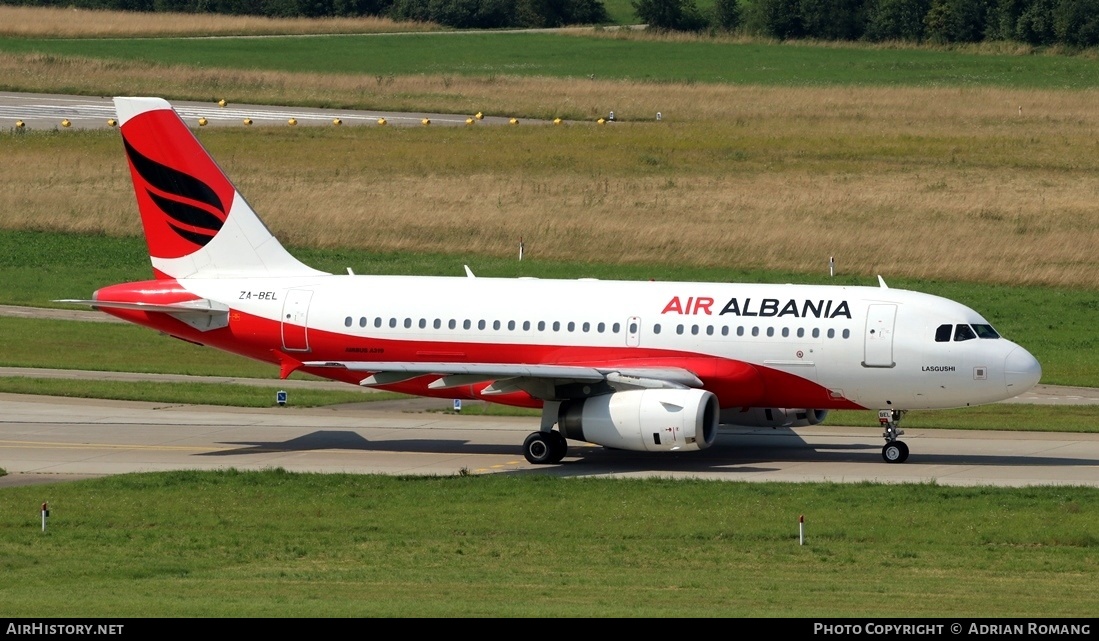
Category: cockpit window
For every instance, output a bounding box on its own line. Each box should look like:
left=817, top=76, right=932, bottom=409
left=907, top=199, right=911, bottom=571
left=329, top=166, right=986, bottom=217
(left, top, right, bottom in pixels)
left=954, top=324, right=977, bottom=341
left=935, top=324, right=952, bottom=342
left=972, top=324, right=1000, bottom=339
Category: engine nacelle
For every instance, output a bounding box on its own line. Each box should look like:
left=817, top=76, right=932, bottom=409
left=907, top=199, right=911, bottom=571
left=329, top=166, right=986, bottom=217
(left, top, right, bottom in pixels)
left=720, top=407, right=828, bottom=428
left=558, top=389, right=719, bottom=453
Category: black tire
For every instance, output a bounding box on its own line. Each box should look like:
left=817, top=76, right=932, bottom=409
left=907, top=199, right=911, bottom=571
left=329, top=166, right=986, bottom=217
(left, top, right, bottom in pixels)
left=548, top=430, right=568, bottom=463
left=523, top=432, right=554, bottom=464
left=882, top=441, right=910, bottom=464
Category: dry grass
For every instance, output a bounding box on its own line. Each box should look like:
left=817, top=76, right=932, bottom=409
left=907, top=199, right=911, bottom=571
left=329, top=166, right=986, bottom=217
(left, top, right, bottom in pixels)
left=6, top=51, right=1099, bottom=124
left=0, top=6, right=438, bottom=38
left=5, top=101, right=1099, bottom=289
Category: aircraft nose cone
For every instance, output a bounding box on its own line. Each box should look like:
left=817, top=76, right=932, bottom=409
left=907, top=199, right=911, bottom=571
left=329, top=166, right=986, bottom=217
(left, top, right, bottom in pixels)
left=1004, top=347, right=1041, bottom=395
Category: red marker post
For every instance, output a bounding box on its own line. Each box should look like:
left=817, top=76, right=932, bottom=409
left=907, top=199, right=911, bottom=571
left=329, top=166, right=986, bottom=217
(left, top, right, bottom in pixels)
left=799, top=514, right=805, bottom=545
left=41, top=502, right=49, bottom=532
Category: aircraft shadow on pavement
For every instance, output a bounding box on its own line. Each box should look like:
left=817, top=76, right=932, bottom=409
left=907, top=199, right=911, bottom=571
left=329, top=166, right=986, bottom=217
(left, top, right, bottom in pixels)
left=197, top=429, right=520, bottom=457
left=193, top=428, right=1099, bottom=475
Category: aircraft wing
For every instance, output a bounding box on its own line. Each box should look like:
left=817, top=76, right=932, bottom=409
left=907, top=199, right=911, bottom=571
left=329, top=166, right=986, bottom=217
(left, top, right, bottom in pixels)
left=303, top=360, right=704, bottom=399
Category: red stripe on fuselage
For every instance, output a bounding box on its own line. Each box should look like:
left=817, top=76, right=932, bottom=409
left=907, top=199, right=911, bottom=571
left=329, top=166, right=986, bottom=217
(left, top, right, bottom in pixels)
left=100, top=302, right=865, bottom=411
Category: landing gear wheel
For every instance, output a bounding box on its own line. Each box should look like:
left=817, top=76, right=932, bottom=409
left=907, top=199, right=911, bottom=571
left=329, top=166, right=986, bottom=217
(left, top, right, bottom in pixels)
left=548, top=430, right=568, bottom=463
left=882, top=440, right=909, bottom=463
left=523, top=432, right=557, bottom=464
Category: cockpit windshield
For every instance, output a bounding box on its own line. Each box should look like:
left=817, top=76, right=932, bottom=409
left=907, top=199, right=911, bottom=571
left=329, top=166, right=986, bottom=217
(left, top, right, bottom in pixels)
left=935, top=323, right=1000, bottom=342
left=972, top=324, right=1000, bottom=339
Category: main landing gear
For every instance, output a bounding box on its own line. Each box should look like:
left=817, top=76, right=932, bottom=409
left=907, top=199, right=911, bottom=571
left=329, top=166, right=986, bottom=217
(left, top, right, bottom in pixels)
left=523, top=430, right=568, bottom=464
left=524, top=401, right=568, bottom=464
left=878, top=409, right=909, bottom=463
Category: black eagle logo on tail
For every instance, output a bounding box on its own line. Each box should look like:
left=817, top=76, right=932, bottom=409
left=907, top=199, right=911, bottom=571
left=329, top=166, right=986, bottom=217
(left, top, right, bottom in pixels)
left=123, top=138, right=226, bottom=247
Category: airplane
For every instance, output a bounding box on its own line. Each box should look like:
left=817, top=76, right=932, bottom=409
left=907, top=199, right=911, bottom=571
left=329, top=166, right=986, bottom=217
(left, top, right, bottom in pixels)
left=63, top=97, right=1043, bottom=465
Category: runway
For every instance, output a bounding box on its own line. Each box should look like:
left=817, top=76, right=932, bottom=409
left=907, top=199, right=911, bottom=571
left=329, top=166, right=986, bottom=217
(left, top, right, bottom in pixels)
left=0, top=91, right=530, bottom=129
left=2, top=393, right=1097, bottom=488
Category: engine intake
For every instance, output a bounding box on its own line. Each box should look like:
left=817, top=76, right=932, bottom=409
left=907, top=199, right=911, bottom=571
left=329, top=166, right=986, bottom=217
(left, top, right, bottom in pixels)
left=558, top=389, right=719, bottom=453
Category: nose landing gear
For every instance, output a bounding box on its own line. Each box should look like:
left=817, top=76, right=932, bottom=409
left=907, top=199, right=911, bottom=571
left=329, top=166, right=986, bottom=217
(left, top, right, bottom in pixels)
left=879, top=409, right=909, bottom=463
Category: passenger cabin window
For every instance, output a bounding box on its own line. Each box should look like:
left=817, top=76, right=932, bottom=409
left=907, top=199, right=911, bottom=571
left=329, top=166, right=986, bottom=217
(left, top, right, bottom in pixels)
left=935, top=324, right=953, bottom=342
left=954, top=324, right=977, bottom=341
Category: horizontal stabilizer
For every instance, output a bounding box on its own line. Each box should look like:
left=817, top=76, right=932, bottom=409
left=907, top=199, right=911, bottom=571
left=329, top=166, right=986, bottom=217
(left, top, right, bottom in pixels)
left=56, top=298, right=229, bottom=314
left=57, top=298, right=229, bottom=332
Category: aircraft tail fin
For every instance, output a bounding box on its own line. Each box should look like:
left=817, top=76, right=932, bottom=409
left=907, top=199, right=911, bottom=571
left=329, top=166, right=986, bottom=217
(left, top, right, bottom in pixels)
left=114, top=97, right=325, bottom=280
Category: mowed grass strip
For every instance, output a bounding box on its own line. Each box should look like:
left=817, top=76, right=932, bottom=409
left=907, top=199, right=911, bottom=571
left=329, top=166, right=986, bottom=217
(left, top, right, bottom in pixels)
left=3, top=31, right=1099, bottom=89
left=0, top=378, right=396, bottom=408
left=0, top=316, right=278, bottom=378
left=1, top=471, right=1096, bottom=616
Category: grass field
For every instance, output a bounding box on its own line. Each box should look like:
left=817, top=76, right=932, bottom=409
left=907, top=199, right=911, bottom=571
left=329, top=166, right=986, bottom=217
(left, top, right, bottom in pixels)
left=4, top=31, right=1099, bottom=89
left=1, top=470, right=1096, bottom=616
left=0, top=377, right=393, bottom=408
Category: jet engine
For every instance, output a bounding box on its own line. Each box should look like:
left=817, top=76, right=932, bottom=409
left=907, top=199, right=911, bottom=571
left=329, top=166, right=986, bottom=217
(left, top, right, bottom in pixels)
left=558, top=389, right=719, bottom=453
left=720, top=407, right=828, bottom=428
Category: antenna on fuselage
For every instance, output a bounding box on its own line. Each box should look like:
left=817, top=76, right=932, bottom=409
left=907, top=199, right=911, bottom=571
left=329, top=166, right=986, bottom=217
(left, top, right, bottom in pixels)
left=877, top=275, right=889, bottom=289
left=464, top=265, right=476, bottom=278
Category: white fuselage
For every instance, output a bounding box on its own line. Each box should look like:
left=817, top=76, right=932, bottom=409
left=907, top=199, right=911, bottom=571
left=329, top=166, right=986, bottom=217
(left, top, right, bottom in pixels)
left=176, top=274, right=1041, bottom=412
